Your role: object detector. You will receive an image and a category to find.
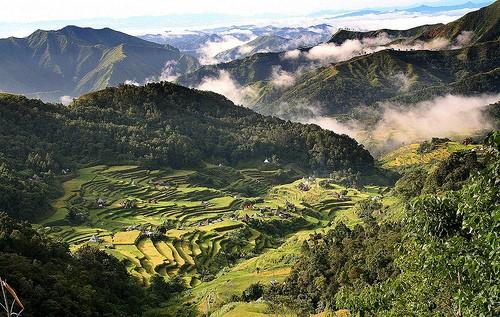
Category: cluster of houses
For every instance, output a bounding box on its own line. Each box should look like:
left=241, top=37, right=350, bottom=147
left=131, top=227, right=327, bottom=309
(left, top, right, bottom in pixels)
left=120, top=199, right=137, bottom=209
left=88, top=234, right=102, bottom=243
left=61, top=168, right=71, bottom=175
left=331, top=190, right=349, bottom=201
left=201, top=201, right=213, bottom=208
left=95, top=197, right=107, bottom=208
left=297, top=182, right=311, bottom=191
left=125, top=225, right=140, bottom=231
left=199, top=217, right=225, bottom=226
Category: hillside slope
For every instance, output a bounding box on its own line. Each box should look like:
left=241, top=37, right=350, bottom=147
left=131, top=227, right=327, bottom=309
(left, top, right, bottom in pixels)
left=0, top=82, right=373, bottom=220
left=255, top=40, right=500, bottom=117
left=215, top=35, right=293, bottom=62
left=178, top=2, right=500, bottom=119
left=417, top=0, right=500, bottom=43
left=0, top=26, right=198, bottom=102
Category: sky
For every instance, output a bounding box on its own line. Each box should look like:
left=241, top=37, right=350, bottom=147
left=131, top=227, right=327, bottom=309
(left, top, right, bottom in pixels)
left=0, top=0, right=491, bottom=38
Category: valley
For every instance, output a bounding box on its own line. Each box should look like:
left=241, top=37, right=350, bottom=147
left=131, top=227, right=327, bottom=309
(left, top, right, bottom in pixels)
left=41, top=163, right=385, bottom=292
left=0, top=1, right=499, bottom=317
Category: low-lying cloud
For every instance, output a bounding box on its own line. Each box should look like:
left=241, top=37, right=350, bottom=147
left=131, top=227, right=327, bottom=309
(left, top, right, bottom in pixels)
left=198, top=35, right=254, bottom=64
left=124, top=60, right=180, bottom=86
left=307, top=94, right=500, bottom=153
left=59, top=95, right=73, bottom=106
left=283, top=31, right=474, bottom=66
left=196, top=70, right=257, bottom=105
left=283, top=33, right=391, bottom=64
left=270, top=66, right=297, bottom=88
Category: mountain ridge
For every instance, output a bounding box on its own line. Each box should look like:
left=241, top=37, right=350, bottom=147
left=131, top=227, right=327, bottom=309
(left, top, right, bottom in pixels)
left=0, top=26, right=198, bottom=102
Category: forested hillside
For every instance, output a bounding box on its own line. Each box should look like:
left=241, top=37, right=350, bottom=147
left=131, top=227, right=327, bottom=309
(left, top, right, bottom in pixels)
left=256, top=40, right=500, bottom=117
left=178, top=1, right=500, bottom=119
left=260, top=132, right=500, bottom=317
left=0, top=82, right=373, bottom=221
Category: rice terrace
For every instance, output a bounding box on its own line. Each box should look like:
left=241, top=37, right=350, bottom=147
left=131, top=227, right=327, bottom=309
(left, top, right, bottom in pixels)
left=1, top=1, right=499, bottom=316
left=41, top=163, right=387, bottom=290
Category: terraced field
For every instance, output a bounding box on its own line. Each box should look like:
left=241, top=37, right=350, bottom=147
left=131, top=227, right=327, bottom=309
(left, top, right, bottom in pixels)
left=41, top=164, right=384, bottom=290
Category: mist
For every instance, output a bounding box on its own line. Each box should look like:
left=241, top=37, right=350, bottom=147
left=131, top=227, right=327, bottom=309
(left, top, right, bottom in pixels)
left=306, top=94, right=500, bottom=153
left=198, top=35, right=254, bottom=64
left=282, top=31, right=474, bottom=66
left=196, top=70, right=257, bottom=105
left=270, top=66, right=297, bottom=87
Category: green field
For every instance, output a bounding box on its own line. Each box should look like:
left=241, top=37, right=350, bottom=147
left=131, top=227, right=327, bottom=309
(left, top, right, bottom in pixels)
left=380, top=141, right=477, bottom=171
left=40, top=163, right=386, bottom=314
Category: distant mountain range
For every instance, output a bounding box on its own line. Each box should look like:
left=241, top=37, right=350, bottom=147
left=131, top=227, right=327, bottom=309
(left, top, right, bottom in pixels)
left=178, top=0, right=500, bottom=118
left=0, top=26, right=198, bottom=102
left=322, top=1, right=493, bottom=18
left=215, top=35, right=294, bottom=63
left=0, top=1, right=498, bottom=108
left=139, top=24, right=333, bottom=63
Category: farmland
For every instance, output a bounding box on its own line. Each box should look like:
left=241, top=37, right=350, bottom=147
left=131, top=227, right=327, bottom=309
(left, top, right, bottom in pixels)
left=40, top=163, right=385, bottom=299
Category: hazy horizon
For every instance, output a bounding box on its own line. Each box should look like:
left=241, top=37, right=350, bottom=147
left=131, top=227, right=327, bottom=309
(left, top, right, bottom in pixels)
left=0, top=0, right=492, bottom=38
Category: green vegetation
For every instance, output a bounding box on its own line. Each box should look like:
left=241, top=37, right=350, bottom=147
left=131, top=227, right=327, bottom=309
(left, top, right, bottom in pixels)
left=0, top=26, right=198, bottom=102
left=248, top=133, right=499, bottom=317
left=0, top=4, right=498, bottom=316
left=42, top=163, right=382, bottom=289
left=178, top=2, right=500, bottom=120
left=0, top=82, right=373, bottom=221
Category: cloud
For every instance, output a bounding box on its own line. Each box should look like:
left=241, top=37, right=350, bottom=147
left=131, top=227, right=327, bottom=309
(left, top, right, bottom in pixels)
left=389, top=37, right=451, bottom=51
left=306, top=94, right=500, bottom=153
left=453, top=30, right=474, bottom=48
left=270, top=66, right=296, bottom=87
left=282, top=30, right=473, bottom=66
left=59, top=95, right=73, bottom=105
left=198, top=35, right=253, bottom=64
left=124, top=80, right=141, bottom=86
left=158, top=60, right=180, bottom=82
left=124, top=60, right=180, bottom=86
left=371, top=94, right=499, bottom=144
left=392, top=72, right=414, bottom=93
left=283, top=33, right=391, bottom=64
left=237, top=44, right=255, bottom=55
left=196, top=70, right=257, bottom=105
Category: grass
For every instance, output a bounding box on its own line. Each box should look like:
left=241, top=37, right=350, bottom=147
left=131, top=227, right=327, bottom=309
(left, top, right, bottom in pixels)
left=113, top=230, right=141, bottom=244
left=380, top=142, right=477, bottom=171
left=43, top=165, right=106, bottom=224
left=39, top=163, right=389, bottom=316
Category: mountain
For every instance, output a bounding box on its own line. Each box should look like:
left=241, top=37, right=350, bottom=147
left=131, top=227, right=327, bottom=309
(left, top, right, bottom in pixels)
left=326, top=1, right=492, bottom=18
left=215, top=35, right=293, bottom=62
left=140, top=24, right=332, bottom=63
left=416, top=0, right=500, bottom=43
left=328, top=24, right=444, bottom=45
left=0, top=26, right=199, bottom=102
left=178, top=1, right=500, bottom=119
left=254, top=40, right=500, bottom=117
left=403, top=1, right=492, bottom=13
left=139, top=32, right=229, bottom=57
left=0, top=82, right=374, bottom=220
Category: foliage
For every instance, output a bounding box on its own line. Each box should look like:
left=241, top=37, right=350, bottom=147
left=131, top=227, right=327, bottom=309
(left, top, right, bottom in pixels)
left=267, top=222, right=402, bottom=314
left=241, top=282, right=265, bottom=302
left=417, top=137, right=451, bottom=154
left=0, top=213, right=146, bottom=317
left=0, top=83, right=374, bottom=220
left=335, top=131, right=500, bottom=316
left=394, top=149, right=483, bottom=199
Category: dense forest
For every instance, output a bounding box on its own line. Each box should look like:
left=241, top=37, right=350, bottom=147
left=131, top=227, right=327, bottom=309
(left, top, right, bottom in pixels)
left=0, top=82, right=373, bottom=221
left=0, top=212, right=196, bottom=317
left=260, top=131, right=500, bottom=317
